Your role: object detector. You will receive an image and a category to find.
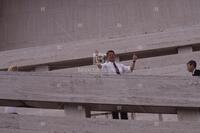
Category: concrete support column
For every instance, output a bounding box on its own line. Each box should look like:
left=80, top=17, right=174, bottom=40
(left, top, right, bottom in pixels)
left=64, top=105, right=88, bottom=119
left=178, top=46, right=192, bottom=54
left=35, top=66, right=49, bottom=71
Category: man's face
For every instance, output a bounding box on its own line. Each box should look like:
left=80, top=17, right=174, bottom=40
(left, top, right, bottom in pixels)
left=187, top=63, right=195, bottom=72
left=107, top=52, right=116, bottom=62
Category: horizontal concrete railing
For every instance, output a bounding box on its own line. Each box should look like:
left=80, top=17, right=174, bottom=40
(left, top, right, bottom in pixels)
left=0, top=72, right=200, bottom=133
left=51, top=51, right=200, bottom=75
left=1, top=27, right=200, bottom=71
left=0, top=113, right=200, bottom=133
left=0, top=72, right=200, bottom=114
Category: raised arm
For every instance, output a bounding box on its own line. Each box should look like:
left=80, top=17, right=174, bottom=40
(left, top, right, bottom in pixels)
left=130, top=54, right=138, bottom=72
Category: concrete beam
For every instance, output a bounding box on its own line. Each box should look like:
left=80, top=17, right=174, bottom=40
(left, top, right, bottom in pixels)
left=1, top=27, right=200, bottom=71
left=0, top=114, right=200, bottom=133
left=51, top=51, right=200, bottom=74
left=177, top=108, right=200, bottom=121
left=0, top=72, right=200, bottom=114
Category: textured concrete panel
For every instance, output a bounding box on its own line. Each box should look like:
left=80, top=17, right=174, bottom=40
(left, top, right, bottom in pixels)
left=0, top=72, right=200, bottom=114
left=0, top=114, right=199, bottom=133
left=1, top=0, right=200, bottom=50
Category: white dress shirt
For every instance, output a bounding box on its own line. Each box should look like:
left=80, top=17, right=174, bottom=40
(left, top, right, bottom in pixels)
left=101, top=61, right=131, bottom=75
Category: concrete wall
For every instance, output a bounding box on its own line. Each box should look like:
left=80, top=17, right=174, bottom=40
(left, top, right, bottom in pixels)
left=1, top=0, right=200, bottom=51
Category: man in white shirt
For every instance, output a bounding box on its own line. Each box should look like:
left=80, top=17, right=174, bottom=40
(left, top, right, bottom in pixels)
left=95, top=50, right=138, bottom=120
left=96, top=50, right=137, bottom=75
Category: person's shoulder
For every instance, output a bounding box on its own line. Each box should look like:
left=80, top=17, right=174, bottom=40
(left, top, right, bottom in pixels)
left=117, top=63, right=128, bottom=67
left=195, top=69, right=200, bottom=72
left=195, top=69, right=200, bottom=73
left=115, top=62, right=124, bottom=66
left=194, top=69, right=200, bottom=76
left=117, top=63, right=130, bottom=70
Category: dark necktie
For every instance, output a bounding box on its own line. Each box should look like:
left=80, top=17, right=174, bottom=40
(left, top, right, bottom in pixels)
left=113, top=62, right=120, bottom=75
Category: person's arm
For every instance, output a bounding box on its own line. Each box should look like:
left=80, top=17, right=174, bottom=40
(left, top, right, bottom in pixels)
left=121, top=54, right=138, bottom=73
left=130, top=54, right=138, bottom=72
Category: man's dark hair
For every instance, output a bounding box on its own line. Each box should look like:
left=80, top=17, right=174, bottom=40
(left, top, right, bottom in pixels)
left=106, top=50, right=115, bottom=56
left=187, top=60, right=197, bottom=68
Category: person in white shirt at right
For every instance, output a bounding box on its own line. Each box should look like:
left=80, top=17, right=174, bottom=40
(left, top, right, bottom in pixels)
left=187, top=60, right=200, bottom=76
left=95, top=50, right=138, bottom=120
